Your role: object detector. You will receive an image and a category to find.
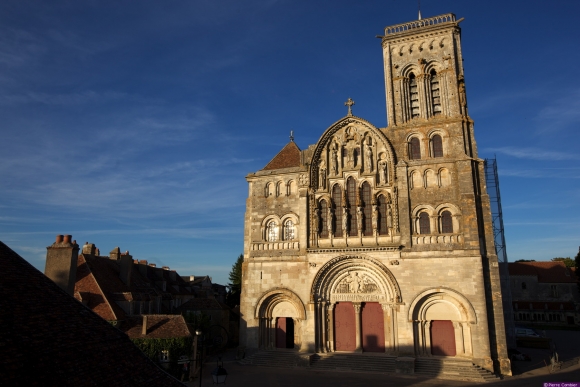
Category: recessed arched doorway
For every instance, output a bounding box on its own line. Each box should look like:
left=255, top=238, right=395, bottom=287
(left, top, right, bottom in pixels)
left=311, top=255, right=402, bottom=354
left=255, top=288, right=306, bottom=350
left=408, top=288, right=477, bottom=359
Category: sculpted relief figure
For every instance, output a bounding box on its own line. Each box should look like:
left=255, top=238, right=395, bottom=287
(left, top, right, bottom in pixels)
left=342, top=207, right=348, bottom=235
left=319, top=160, right=326, bottom=189
left=330, top=144, right=339, bottom=176
left=364, top=140, right=373, bottom=172
left=386, top=204, right=393, bottom=228
left=344, top=272, right=363, bottom=293
left=327, top=207, right=334, bottom=237
left=378, top=158, right=388, bottom=184
left=356, top=206, right=363, bottom=234
left=372, top=204, right=378, bottom=233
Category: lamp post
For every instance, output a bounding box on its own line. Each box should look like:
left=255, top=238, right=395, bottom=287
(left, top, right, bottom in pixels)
left=195, top=329, right=203, bottom=387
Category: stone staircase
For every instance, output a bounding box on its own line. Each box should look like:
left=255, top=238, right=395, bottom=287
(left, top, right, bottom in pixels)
left=310, top=353, right=396, bottom=373
left=239, top=350, right=309, bottom=368
left=414, top=358, right=499, bottom=382
left=240, top=351, right=500, bottom=382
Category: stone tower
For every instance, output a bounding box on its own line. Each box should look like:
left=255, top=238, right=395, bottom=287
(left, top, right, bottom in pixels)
left=240, top=13, right=511, bottom=377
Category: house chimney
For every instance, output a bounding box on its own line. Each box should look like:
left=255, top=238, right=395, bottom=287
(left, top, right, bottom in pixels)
left=118, top=248, right=133, bottom=287
left=45, top=234, right=79, bottom=296
left=142, top=315, right=148, bottom=335
left=109, top=247, right=120, bottom=260
left=82, top=242, right=96, bottom=256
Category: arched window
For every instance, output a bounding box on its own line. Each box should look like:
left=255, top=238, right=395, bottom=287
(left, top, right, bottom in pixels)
left=409, top=137, right=421, bottom=160
left=441, top=210, right=453, bottom=233
left=332, top=185, right=342, bottom=237
left=419, top=212, right=430, bottom=234
left=265, top=183, right=273, bottom=197
left=432, top=134, right=443, bottom=157
left=319, top=200, right=328, bottom=238
left=287, top=180, right=296, bottom=196
left=409, top=73, right=420, bottom=118
left=266, top=221, right=278, bottom=242
left=347, top=177, right=357, bottom=236
left=362, top=182, right=372, bottom=236
left=430, top=69, right=441, bottom=116
left=276, top=181, right=283, bottom=197
left=377, top=195, right=388, bottom=235
left=283, top=219, right=295, bottom=240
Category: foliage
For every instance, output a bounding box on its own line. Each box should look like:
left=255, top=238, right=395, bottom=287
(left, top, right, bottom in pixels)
left=575, top=250, right=580, bottom=292
left=183, top=311, right=211, bottom=333
left=552, top=257, right=575, bottom=267
left=131, top=336, right=193, bottom=362
left=515, top=259, right=536, bottom=262
left=226, top=254, right=243, bottom=308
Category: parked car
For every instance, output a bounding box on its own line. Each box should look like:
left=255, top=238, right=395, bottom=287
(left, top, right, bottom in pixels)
left=508, top=348, right=531, bottom=361
left=515, top=327, right=541, bottom=338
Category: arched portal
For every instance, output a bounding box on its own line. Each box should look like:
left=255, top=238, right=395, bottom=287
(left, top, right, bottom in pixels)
left=255, top=288, right=306, bottom=350
left=311, top=255, right=402, bottom=353
left=408, top=287, right=477, bottom=358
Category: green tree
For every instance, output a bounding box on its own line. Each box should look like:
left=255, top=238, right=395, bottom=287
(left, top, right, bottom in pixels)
left=226, top=254, right=243, bottom=308
left=575, top=250, right=580, bottom=292
left=552, top=257, right=574, bottom=267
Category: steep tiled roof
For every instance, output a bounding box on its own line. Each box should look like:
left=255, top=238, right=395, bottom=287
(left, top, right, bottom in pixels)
left=262, top=141, right=301, bottom=170
left=508, top=261, right=577, bottom=283
left=122, top=315, right=192, bottom=340
left=0, top=241, right=184, bottom=387
left=74, top=254, right=119, bottom=320
left=178, top=298, right=228, bottom=311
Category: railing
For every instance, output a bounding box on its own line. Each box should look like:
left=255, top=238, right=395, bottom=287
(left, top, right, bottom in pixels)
left=413, top=233, right=462, bottom=245
left=251, top=241, right=300, bottom=251
left=385, top=13, right=455, bottom=35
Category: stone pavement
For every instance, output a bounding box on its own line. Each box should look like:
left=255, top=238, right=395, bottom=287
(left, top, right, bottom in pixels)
left=183, top=351, right=580, bottom=387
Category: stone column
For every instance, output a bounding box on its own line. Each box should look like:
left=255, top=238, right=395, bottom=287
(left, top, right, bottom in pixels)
left=320, top=302, right=327, bottom=353
left=381, top=304, right=391, bottom=353
left=328, top=303, right=335, bottom=352
left=461, top=322, right=472, bottom=356
left=270, top=317, right=276, bottom=349
left=453, top=321, right=465, bottom=356
left=392, top=305, right=399, bottom=353
left=353, top=302, right=363, bottom=353
left=424, top=320, right=432, bottom=356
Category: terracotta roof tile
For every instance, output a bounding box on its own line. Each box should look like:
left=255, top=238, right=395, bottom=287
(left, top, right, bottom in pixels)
left=262, top=141, right=301, bottom=170
left=508, top=261, right=577, bottom=283
left=122, top=315, right=192, bottom=339
left=0, top=241, right=184, bottom=387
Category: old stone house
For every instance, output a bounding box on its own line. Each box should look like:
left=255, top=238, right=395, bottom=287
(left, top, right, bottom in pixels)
left=240, top=13, right=511, bottom=376
left=44, top=235, right=196, bottom=324
left=509, top=261, right=579, bottom=326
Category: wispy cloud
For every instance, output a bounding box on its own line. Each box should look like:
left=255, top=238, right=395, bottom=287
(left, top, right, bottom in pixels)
left=534, top=88, right=580, bottom=132
left=484, top=146, right=577, bottom=161
left=499, top=168, right=580, bottom=179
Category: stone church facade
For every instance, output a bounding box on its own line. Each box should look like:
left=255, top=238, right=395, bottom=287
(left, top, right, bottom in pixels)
left=240, top=13, right=511, bottom=376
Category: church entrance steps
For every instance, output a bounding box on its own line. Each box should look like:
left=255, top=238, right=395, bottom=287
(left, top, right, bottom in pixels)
left=414, top=358, right=499, bottom=382
left=238, top=350, right=310, bottom=368
left=309, top=353, right=396, bottom=373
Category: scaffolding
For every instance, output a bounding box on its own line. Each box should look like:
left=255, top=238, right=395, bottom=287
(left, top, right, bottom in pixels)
left=484, top=157, right=516, bottom=347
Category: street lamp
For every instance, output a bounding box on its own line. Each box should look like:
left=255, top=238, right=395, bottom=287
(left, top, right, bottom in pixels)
left=211, top=357, right=228, bottom=384
left=195, top=330, right=203, bottom=387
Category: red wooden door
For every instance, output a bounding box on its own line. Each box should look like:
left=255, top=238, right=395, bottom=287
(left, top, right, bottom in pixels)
left=430, top=320, right=456, bottom=356
left=361, top=302, right=385, bottom=352
left=276, top=317, right=287, bottom=348
left=334, top=302, right=356, bottom=351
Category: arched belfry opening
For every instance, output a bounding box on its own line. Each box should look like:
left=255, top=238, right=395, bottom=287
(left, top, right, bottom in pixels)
left=310, top=255, right=402, bottom=354
left=255, top=288, right=306, bottom=350
left=408, top=288, right=477, bottom=359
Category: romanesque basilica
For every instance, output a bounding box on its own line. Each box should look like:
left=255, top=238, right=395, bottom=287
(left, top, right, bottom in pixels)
left=240, top=13, right=511, bottom=376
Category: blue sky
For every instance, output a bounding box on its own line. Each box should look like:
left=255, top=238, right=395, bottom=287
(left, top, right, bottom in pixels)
left=1, top=1, right=579, bottom=285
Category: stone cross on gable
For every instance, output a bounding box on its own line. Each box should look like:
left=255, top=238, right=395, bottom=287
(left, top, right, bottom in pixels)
left=345, top=98, right=355, bottom=116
